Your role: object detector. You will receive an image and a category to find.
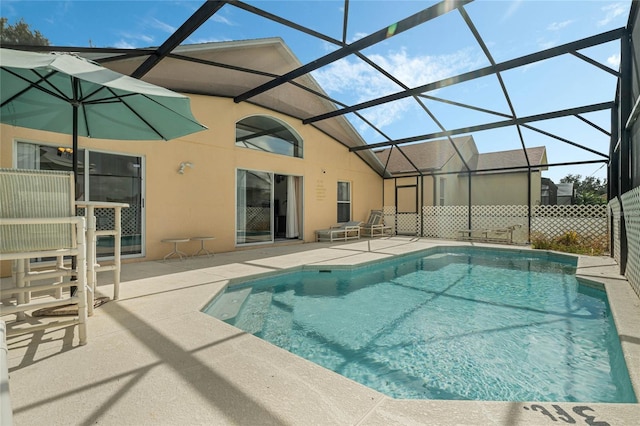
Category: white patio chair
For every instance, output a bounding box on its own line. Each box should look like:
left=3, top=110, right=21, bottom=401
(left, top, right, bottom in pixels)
left=360, top=210, right=393, bottom=237
left=0, top=168, right=88, bottom=345
left=315, top=220, right=362, bottom=242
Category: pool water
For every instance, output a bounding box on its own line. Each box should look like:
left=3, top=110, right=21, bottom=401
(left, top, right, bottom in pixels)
left=203, top=248, right=636, bottom=402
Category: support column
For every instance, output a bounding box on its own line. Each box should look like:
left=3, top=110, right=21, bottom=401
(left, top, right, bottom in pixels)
left=618, top=29, right=632, bottom=274
left=467, top=172, right=472, bottom=230
left=527, top=169, right=532, bottom=243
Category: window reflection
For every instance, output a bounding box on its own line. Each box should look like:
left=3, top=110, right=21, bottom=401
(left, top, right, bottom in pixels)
left=236, top=116, right=303, bottom=158
left=237, top=169, right=273, bottom=244
left=17, top=142, right=143, bottom=257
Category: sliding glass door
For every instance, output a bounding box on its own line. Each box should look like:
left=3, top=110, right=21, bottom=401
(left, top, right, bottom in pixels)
left=237, top=169, right=301, bottom=245
left=237, top=169, right=273, bottom=244
left=87, top=150, right=143, bottom=256
left=16, top=142, right=143, bottom=257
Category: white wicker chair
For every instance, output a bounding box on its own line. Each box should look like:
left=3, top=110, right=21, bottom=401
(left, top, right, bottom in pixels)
left=0, top=168, right=88, bottom=345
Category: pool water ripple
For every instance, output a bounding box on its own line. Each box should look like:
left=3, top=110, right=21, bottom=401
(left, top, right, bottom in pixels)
left=204, top=249, right=636, bottom=402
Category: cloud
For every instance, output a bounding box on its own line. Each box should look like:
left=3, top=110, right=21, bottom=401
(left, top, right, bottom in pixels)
left=547, top=20, right=574, bottom=31
left=538, top=39, right=557, bottom=50
left=350, top=32, right=369, bottom=43
left=112, top=16, right=174, bottom=48
left=598, top=2, right=627, bottom=27
left=113, top=40, right=136, bottom=49
left=501, top=0, right=524, bottom=22
left=607, top=53, right=620, bottom=68
left=312, top=48, right=481, bottom=131
left=320, top=32, right=369, bottom=53
left=211, top=14, right=234, bottom=26
left=118, top=32, right=154, bottom=44
left=149, top=17, right=176, bottom=34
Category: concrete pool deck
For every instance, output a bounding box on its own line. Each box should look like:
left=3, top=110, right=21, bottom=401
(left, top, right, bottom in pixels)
left=3, top=237, right=640, bottom=425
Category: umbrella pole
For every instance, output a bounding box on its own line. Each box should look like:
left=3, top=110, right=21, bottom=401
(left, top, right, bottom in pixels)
left=71, top=78, right=79, bottom=297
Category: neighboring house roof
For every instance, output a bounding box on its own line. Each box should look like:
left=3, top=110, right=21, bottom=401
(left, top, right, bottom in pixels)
left=470, top=146, right=548, bottom=174
left=374, top=136, right=475, bottom=175
left=374, top=136, right=547, bottom=177
left=85, top=38, right=389, bottom=176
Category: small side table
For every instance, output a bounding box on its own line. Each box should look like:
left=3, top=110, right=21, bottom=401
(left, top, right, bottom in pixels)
left=162, top=238, right=190, bottom=261
left=191, top=236, right=216, bottom=257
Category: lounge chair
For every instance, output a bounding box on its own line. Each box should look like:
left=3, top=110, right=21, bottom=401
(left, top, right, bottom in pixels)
left=315, top=221, right=362, bottom=242
left=360, top=210, right=393, bottom=237
left=457, top=224, right=521, bottom=244
left=0, top=168, right=89, bottom=345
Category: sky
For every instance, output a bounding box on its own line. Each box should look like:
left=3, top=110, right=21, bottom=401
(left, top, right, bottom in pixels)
left=1, top=0, right=633, bottom=183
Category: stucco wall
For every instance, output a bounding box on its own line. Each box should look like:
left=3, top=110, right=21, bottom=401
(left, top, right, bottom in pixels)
left=382, top=176, right=438, bottom=208
left=381, top=171, right=541, bottom=208
left=470, top=171, right=542, bottom=206
left=0, top=94, right=383, bottom=270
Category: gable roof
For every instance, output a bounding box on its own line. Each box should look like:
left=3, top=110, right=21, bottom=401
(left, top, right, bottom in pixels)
left=87, top=38, right=389, bottom=176
left=471, top=146, right=548, bottom=174
left=374, top=137, right=547, bottom=176
left=374, top=136, right=475, bottom=175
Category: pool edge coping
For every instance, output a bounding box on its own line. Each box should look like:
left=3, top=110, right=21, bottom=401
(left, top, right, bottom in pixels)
left=203, top=241, right=640, bottom=408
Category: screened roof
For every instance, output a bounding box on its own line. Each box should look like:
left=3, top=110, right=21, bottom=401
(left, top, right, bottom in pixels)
left=3, top=0, right=634, bottom=181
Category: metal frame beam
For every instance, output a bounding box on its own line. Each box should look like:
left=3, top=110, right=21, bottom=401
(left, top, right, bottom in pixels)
left=391, top=159, right=607, bottom=179
left=221, top=0, right=398, bottom=159
left=8, top=1, right=624, bottom=188
left=418, top=94, right=512, bottom=119
left=233, top=0, right=473, bottom=103
left=350, top=102, right=614, bottom=151
left=131, top=0, right=227, bottom=79
left=304, top=28, right=625, bottom=124
left=231, top=1, right=343, bottom=46
left=570, top=51, right=620, bottom=77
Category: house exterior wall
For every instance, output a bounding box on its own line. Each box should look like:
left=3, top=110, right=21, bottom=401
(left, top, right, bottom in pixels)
left=443, top=174, right=470, bottom=206
left=382, top=170, right=542, bottom=207
left=435, top=138, right=475, bottom=206
left=0, top=94, right=383, bottom=272
left=382, top=176, right=435, bottom=209
left=469, top=171, right=542, bottom=206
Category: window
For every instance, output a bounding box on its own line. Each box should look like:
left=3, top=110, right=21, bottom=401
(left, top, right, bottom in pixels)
left=337, top=181, right=351, bottom=222
left=236, top=115, right=303, bottom=158
left=16, top=142, right=143, bottom=257
left=439, top=178, right=446, bottom=206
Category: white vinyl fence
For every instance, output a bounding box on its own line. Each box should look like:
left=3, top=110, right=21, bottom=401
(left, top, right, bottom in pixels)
left=613, top=187, right=640, bottom=298
left=383, top=204, right=608, bottom=246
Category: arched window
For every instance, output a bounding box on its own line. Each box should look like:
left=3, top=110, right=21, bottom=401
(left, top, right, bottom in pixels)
left=235, top=115, right=303, bottom=158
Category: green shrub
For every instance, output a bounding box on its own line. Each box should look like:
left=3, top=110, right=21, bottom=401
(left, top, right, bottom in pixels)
left=530, top=231, right=608, bottom=256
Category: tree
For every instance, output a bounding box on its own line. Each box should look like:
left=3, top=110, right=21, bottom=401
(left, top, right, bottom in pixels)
left=560, top=174, right=607, bottom=205
left=0, top=17, right=50, bottom=46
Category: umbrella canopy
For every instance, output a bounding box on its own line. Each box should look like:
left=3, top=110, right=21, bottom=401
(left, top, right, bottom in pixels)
left=0, top=48, right=207, bottom=179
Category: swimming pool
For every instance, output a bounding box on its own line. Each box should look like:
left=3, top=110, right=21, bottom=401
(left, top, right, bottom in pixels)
left=203, top=247, right=636, bottom=402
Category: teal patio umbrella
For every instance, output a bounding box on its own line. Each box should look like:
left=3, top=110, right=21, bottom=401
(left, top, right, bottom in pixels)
left=0, top=48, right=207, bottom=183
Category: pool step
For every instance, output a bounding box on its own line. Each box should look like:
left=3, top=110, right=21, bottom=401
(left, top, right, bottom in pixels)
left=207, top=288, right=252, bottom=320
left=234, top=291, right=273, bottom=334
left=261, top=291, right=295, bottom=348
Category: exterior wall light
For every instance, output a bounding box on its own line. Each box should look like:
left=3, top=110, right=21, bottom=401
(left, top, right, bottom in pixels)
left=178, top=161, right=194, bottom=174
